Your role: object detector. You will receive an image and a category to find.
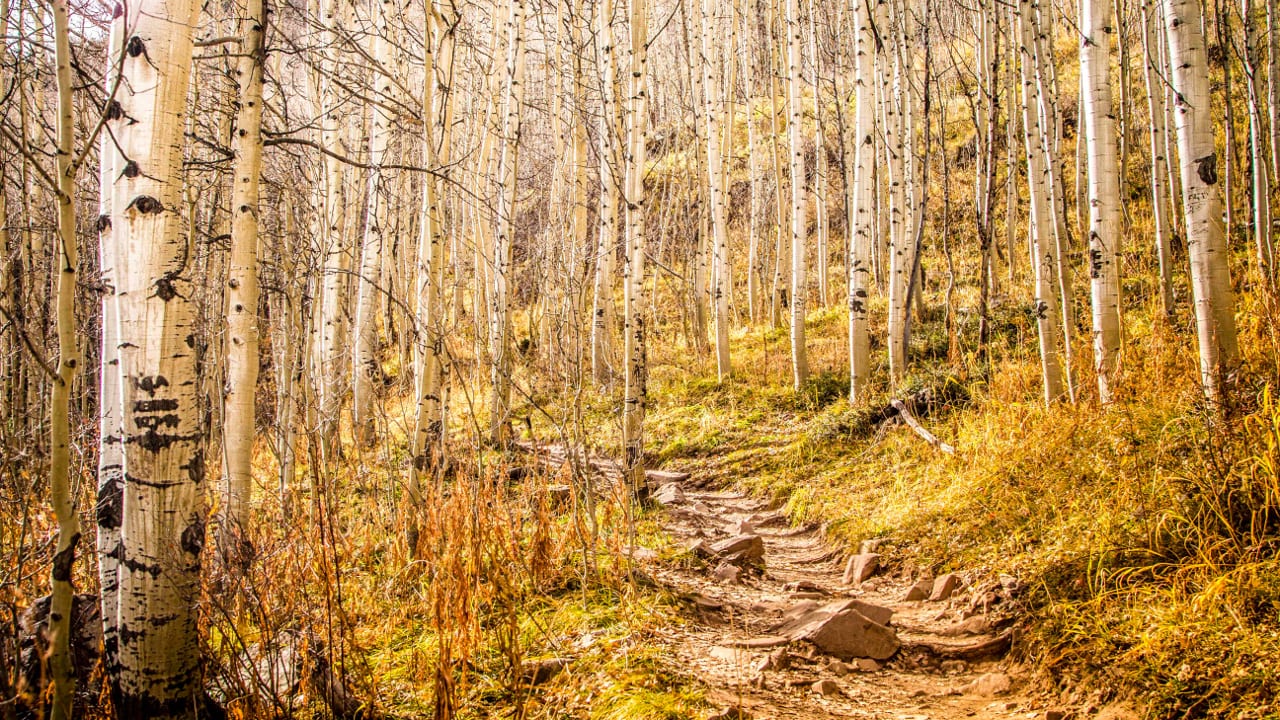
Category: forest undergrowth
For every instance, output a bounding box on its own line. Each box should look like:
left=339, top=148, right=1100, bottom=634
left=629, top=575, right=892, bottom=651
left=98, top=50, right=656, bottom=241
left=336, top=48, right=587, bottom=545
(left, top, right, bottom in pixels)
left=188, top=275, right=1280, bottom=720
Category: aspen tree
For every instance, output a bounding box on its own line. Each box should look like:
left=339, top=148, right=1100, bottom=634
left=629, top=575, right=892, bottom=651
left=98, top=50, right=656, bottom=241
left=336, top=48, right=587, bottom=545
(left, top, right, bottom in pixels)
left=688, top=2, right=711, bottom=351
left=807, top=0, right=829, bottom=307
left=592, top=0, right=622, bottom=384
left=96, top=1, right=126, bottom=687
left=1240, top=0, right=1273, bottom=285
left=352, top=0, right=396, bottom=442
left=1018, top=0, right=1067, bottom=403
left=408, top=3, right=450, bottom=550
left=1140, top=0, right=1176, bottom=318
left=702, top=0, right=732, bottom=379
left=1081, top=0, right=1123, bottom=401
left=1162, top=0, right=1240, bottom=402
left=222, top=0, right=267, bottom=547
left=884, top=0, right=912, bottom=382
left=768, top=0, right=792, bottom=327
left=785, top=0, right=810, bottom=388
left=102, top=0, right=207, bottom=712
left=490, top=0, right=528, bottom=445
left=622, top=0, right=650, bottom=494
left=48, top=0, right=81, bottom=714
left=848, top=0, right=880, bottom=400
left=311, top=0, right=354, bottom=449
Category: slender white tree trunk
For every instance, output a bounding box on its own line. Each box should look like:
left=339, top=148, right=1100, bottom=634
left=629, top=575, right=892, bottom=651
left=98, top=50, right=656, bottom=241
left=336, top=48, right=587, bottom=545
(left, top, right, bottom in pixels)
left=592, top=0, right=621, bottom=384
left=96, top=1, right=126, bottom=690
left=104, top=0, right=206, bottom=712
left=1162, top=0, right=1240, bottom=402
left=352, top=0, right=395, bottom=442
left=490, top=0, right=527, bottom=444
left=1019, top=0, right=1067, bottom=403
left=222, top=0, right=266, bottom=547
left=702, top=0, right=732, bottom=380
left=1241, top=0, right=1273, bottom=285
left=622, top=0, right=650, bottom=494
left=48, top=1, right=82, bottom=715
left=1141, top=0, right=1176, bottom=318
left=1081, top=0, right=1123, bottom=402
left=848, top=0, right=880, bottom=400
left=785, top=0, right=810, bottom=389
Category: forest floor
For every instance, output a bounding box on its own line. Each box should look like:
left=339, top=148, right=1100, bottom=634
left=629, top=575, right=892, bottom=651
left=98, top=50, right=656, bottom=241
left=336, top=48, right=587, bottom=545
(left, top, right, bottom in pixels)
left=631, top=470, right=1061, bottom=720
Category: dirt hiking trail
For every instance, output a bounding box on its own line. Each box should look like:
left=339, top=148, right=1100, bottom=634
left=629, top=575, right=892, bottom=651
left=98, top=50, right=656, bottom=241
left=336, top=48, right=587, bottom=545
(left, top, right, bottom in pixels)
left=641, top=473, right=1058, bottom=720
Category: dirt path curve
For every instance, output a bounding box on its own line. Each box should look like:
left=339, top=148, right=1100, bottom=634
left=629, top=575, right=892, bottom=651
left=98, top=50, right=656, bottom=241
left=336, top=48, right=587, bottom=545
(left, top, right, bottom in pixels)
left=644, top=478, right=1049, bottom=720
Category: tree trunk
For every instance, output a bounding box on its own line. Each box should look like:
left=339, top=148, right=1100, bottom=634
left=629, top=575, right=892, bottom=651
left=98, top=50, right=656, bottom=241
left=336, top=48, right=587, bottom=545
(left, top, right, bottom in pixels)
left=622, top=0, right=650, bottom=494
left=591, top=0, right=621, bottom=384
left=1162, top=0, right=1240, bottom=402
left=48, top=1, right=83, bottom=715
left=490, top=0, right=527, bottom=445
left=1141, top=0, right=1177, bottom=319
left=703, top=0, right=733, bottom=380
left=103, top=0, right=206, bottom=712
left=848, top=0, right=880, bottom=400
left=352, top=0, right=395, bottom=443
left=222, top=0, right=266, bottom=548
left=785, top=0, right=810, bottom=389
left=1019, top=0, right=1067, bottom=403
left=1081, top=0, right=1124, bottom=402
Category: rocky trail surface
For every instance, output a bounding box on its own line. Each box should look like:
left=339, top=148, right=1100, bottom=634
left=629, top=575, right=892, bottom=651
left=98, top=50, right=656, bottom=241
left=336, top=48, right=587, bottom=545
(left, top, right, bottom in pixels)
left=640, top=473, right=1059, bottom=720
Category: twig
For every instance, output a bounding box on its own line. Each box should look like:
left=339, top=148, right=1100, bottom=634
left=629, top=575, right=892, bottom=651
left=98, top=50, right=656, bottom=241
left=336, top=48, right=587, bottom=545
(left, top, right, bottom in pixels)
left=890, top=399, right=956, bottom=455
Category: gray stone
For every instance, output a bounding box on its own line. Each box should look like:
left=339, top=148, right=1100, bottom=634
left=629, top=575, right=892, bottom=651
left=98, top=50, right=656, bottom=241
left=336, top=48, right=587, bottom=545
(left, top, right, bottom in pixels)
left=827, top=660, right=849, bottom=676
left=930, top=573, right=961, bottom=601
left=647, top=469, right=691, bottom=484
left=964, top=672, right=1012, bottom=697
left=653, top=483, right=685, bottom=505
left=774, top=598, right=894, bottom=636
left=812, top=679, right=842, bottom=697
left=712, top=563, right=741, bottom=583
left=904, top=577, right=933, bottom=601
left=842, top=553, right=881, bottom=585
left=710, top=534, right=766, bottom=565
left=854, top=658, right=881, bottom=672
left=789, top=609, right=900, bottom=660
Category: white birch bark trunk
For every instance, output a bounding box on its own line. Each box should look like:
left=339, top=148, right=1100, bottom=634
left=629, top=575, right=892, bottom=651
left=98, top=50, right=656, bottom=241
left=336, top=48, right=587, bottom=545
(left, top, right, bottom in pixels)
left=309, top=0, right=352, bottom=449
left=222, top=0, right=266, bottom=546
left=352, top=0, right=394, bottom=442
left=408, top=2, right=455, bottom=550
left=785, top=0, right=810, bottom=389
left=1019, top=0, right=1067, bottom=403
left=702, top=0, right=732, bottom=380
left=1080, top=0, right=1123, bottom=402
left=1162, top=0, right=1240, bottom=402
left=592, top=0, right=621, bottom=384
left=48, top=1, right=82, bottom=714
left=104, top=0, right=206, bottom=713
left=490, top=0, right=527, bottom=444
left=1240, top=0, right=1273, bottom=285
left=848, top=0, right=880, bottom=400
left=96, top=1, right=126, bottom=685
left=622, top=0, right=650, bottom=494
left=1140, top=0, right=1176, bottom=318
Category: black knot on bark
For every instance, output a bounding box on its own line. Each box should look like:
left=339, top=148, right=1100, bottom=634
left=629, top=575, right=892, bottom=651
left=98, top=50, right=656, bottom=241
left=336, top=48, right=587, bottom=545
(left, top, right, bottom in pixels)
left=123, top=160, right=140, bottom=178
left=126, top=36, right=145, bottom=58
left=1195, top=155, right=1218, bottom=185
left=96, top=214, right=112, bottom=233
left=127, top=195, right=164, bottom=214
left=105, top=100, right=123, bottom=121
